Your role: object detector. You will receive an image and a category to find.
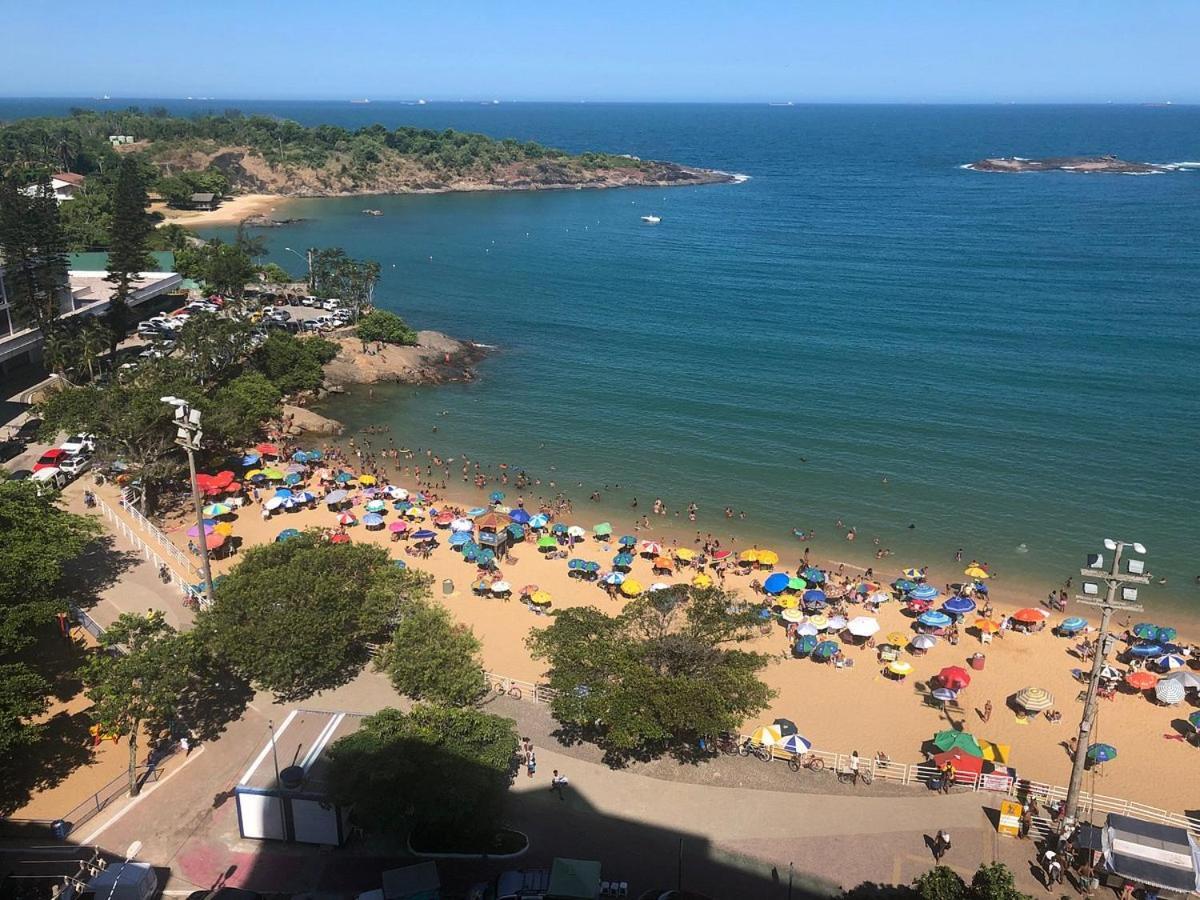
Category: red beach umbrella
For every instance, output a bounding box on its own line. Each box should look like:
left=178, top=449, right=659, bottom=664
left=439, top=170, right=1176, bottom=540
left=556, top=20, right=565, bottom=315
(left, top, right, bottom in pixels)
left=938, top=666, right=972, bottom=690
left=330, top=533, right=351, bottom=544
left=255, top=443, right=280, bottom=457
left=1125, top=671, right=1158, bottom=691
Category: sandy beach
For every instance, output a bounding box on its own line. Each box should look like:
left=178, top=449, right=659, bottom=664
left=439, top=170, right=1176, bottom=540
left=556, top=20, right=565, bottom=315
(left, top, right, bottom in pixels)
left=156, top=194, right=287, bottom=228
left=141, top=439, right=1200, bottom=817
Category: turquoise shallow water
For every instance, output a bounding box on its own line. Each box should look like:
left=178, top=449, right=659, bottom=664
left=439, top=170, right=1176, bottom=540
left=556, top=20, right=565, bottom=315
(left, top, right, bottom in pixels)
left=150, top=101, right=1200, bottom=619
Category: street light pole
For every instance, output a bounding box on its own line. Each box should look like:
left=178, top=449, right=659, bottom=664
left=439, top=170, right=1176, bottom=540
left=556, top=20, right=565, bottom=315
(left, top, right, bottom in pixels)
left=162, top=397, right=215, bottom=607
left=268, top=719, right=287, bottom=840
left=283, top=246, right=313, bottom=291
left=1062, top=539, right=1150, bottom=830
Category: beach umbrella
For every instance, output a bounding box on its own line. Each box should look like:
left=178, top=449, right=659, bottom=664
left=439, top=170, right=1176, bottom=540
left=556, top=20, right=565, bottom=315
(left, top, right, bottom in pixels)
left=1188, top=711, right=1200, bottom=731
left=451, top=518, right=474, bottom=532
left=638, top=540, right=663, bottom=556
left=551, top=523, right=568, bottom=535
left=618, top=535, right=637, bottom=547
left=187, top=521, right=215, bottom=537
left=293, top=491, right=315, bottom=503
left=909, top=584, right=940, bottom=602
left=650, top=582, right=672, bottom=592
left=796, top=622, right=820, bottom=637
left=780, top=734, right=812, bottom=754
left=537, top=535, right=558, bottom=550
left=602, top=572, right=625, bottom=585
left=670, top=548, right=694, bottom=563
left=506, top=523, right=525, bottom=539
left=1129, top=642, right=1163, bottom=658
left=1012, top=608, right=1048, bottom=624
left=867, top=590, right=892, bottom=605
left=335, top=512, right=356, bottom=525
left=255, top=442, right=279, bottom=457
left=202, top=503, right=232, bottom=517
left=365, top=499, right=387, bottom=513
left=412, top=529, right=437, bottom=541
left=613, top=552, right=634, bottom=567
left=509, top=508, right=531, bottom=525
left=1155, top=678, right=1187, bottom=705
left=438, top=512, right=459, bottom=528
left=593, top=522, right=612, bottom=537
left=974, top=619, right=1001, bottom=634
left=1014, top=687, right=1054, bottom=711
left=885, top=631, right=909, bottom=647
left=324, top=489, right=348, bottom=504
left=1124, top=671, right=1158, bottom=690
left=795, top=634, right=818, bottom=655
left=911, top=634, right=938, bottom=650
left=942, top=595, right=976, bottom=616
left=490, top=491, right=505, bottom=502
left=275, top=528, right=300, bottom=542
left=1059, top=616, right=1088, bottom=633
left=567, top=525, right=586, bottom=538
left=918, top=610, right=952, bottom=629
left=1156, top=627, right=1178, bottom=643
left=963, top=565, right=990, bottom=580
left=404, top=507, right=426, bottom=520
left=933, top=730, right=983, bottom=757
left=330, top=533, right=350, bottom=544
left=691, top=573, right=713, bottom=588
left=528, top=513, right=549, bottom=529
left=846, top=616, right=880, bottom=638
left=781, top=608, right=806, bottom=623
left=1132, top=623, right=1159, bottom=640
left=750, top=724, right=783, bottom=747
left=739, top=549, right=760, bottom=563
left=894, top=579, right=917, bottom=594
left=787, top=577, right=807, bottom=591
left=763, top=573, right=791, bottom=595
left=241, top=453, right=260, bottom=466
left=490, top=580, right=511, bottom=595
left=478, top=549, right=497, bottom=565
left=652, top=556, right=675, bottom=570
left=263, top=496, right=285, bottom=511
left=932, top=688, right=958, bottom=703
left=214, top=522, right=234, bottom=537
left=262, top=468, right=285, bottom=481
left=807, top=614, right=829, bottom=629
left=584, top=561, right=601, bottom=573
left=388, top=487, right=411, bottom=501
left=813, top=640, right=840, bottom=660
left=284, top=473, right=302, bottom=486
left=449, top=532, right=471, bottom=547
left=772, top=718, right=798, bottom=737
left=938, top=666, right=971, bottom=690
left=887, top=660, right=914, bottom=677
left=244, top=469, right=265, bottom=481
left=357, top=474, right=376, bottom=486
left=801, top=567, right=825, bottom=584
left=1156, top=654, right=1187, bottom=670
left=1097, top=664, right=1121, bottom=680
left=1087, top=744, right=1117, bottom=763
left=273, top=488, right=294, bottom=500
left=1162, top=670, right=1200, bottom=691
left=826, top=615, right=848, bottom=632
left=901, top=567, right=925, bottom=580
left=711, top=549, right=733, bottom=561
left=756, top=550, right=780, bottom=567
left=621, top=579, right=643, bottom=597
left=801, top=589, right=827, bottom=605
left=333, top=472, right=353, bottom=484
left=389, top=520, right=407, bottom=533
left=362, top=513, right=384, bottom=528
left=567, top=559, right=586, bottom=571
left=204, top=533, right=225, bottom=550
left=529, top=590, right=553, bottom=607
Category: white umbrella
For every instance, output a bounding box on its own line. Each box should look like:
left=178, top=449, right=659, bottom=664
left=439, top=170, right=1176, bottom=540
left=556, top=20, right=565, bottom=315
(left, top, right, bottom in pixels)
left=450, top=518, right=474, bottom=532
left=387, top=486, right=409, bottom=500
left=866, top=591, right=892, bottom=605
left=846, top=616, right=880, bottom=637
left=1099, top=665, right=1122, bottom=680
left=263, top=496, right=285, bottom=510
left=796, top=622, right=819, bottom=637
left=650, top=582, right=671, bottom=592
left=567, top=526, right=586, bottom=538
left=826, top=615, right=848, bottom=632
left=490, top=581, right=511, bottom=594
left=912, top=634, right=938, bottom=650
left=781, top=608, right=806, bottom=623
left=1162, top=670, right=1200, bottom=691
left=1155, top=678, right=1186, bottom=705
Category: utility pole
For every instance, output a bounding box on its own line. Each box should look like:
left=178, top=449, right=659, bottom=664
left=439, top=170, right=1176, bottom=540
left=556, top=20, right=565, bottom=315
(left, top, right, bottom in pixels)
left=1063, top=538, right=1150, bottom=830
left=162, top=396, right=215, bottom=607
left=268, top=719, right=287, bottom=840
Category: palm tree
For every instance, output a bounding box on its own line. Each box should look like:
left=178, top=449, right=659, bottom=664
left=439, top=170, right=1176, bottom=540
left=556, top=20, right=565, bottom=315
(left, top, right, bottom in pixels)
left=41, top=325, right=76, bottom=375
left=79, top=320, right=110, bottom=381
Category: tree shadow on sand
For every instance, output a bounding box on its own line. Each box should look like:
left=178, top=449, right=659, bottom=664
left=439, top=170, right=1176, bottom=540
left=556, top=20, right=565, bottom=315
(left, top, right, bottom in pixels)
left=58, top=535, right=140, bottom=611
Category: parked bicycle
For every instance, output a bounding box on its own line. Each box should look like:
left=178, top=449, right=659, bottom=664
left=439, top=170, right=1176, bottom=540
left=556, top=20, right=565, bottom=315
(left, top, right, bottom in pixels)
left=786, top=751, right=825, bottom=773
left=489, top=677, right=523, bottom=700
left=738, top=739, right=773, bottom=761
left=837, top=766, right=874, bottom=786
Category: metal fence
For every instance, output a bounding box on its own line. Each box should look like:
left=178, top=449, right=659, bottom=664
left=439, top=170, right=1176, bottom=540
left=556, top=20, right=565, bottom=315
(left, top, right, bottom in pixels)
left=484, top=669, right=1200, bottom=836
left=93, top=491, right=200, bottom=590
left=49, top=763, right=168, bottom=837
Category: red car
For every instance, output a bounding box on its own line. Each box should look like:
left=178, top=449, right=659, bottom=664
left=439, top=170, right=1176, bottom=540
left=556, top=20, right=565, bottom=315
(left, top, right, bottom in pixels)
left=33, top=448, right=68, bottom=471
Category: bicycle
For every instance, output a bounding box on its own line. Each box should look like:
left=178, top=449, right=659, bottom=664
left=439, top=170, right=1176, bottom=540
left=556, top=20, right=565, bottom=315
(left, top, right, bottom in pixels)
left=737, top=739, right=772, bottom=761
left=490, top=677, right=523, bottom=700
left=837, top=766, right=873, bottom=786
left=786, top=752, right=825, bottom=773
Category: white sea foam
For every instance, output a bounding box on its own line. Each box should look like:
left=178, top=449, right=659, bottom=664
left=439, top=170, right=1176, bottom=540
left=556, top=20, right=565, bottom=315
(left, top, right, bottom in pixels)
left=730, top=173, right=751, bottom=183
left=958, top=163, right=976, bottom=170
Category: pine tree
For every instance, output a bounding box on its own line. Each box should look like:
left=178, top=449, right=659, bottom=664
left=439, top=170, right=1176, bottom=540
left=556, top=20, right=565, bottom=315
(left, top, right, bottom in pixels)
left=104, top=157, right=152, bottom=356
left=0, top=175, right=70, bottom=335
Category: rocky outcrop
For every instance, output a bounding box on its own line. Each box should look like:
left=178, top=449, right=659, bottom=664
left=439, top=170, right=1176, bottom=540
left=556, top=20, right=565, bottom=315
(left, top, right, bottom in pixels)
left=282, top=404, right=344, bottom=436
left=965, top=155, right=1171, bottom=174
left=321, top=329, right=490, bottom=388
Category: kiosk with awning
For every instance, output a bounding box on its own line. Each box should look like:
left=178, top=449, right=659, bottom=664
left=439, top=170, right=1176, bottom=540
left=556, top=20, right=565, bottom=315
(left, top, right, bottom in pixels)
left=1101, top=814, right=1200, bottom=894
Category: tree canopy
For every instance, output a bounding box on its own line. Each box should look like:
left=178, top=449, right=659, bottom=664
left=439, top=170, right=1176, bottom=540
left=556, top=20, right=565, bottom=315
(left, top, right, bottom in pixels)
left=356, top=310, right=418, bottom=346
left=325, top=705, right=518, bottom=841
left=377, top=600, right=484, bottom=707
left=528, top=587, right=776, bottom=757
left=251, top=332, right=338, bottom=395
left=196, top=534, right=430, bottom=700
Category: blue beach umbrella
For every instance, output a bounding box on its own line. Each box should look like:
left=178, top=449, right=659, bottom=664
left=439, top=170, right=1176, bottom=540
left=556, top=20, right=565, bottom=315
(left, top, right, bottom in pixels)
left=1086, top=743, right=1117, bottom=763
left=449, top=532, right=471, bottom=547
left=1132, top=623, right=1158, bottom=640
left=528, top=513, right=549, bottom=529
left=335, top=472, right=353, bottom=483
left=241, top=453, right=260, bottom=466
left=490, top=491, right=505, bottom=502
left=467, top=507, right=488, bottom=517
left=942, top=595, right=976, bottom=616
left=780, top=734, right=812, bottom=754
left=613, top=553, right=634, bottom=568
left=1059, top=616, right=1088, bottom=633
left=1156, top=627, right=1178, bottom=643
left=510, top=509, right=531, bottom=525
left=603, top=572, right=625, bottom=585
left=894, top=579, right=917, bottom=593
left=291, top=450, right=309, bottom=462
left=801, top=567, right=825, bottom=584
left=568, top=559, right=586, bottom=571
left=813, top=640, right=840, bottom=660
left=583, top=561, right=601, bottom=574
left=275, top=528, right=300, bottom=542
left=618, top=535, right=637, bottom=547
left=932, top=688, right=958, bottom=703
left=284, top=473, right=302, bottom=485
left=506, top=524, right=525, bottom=539
left=801, top=589, right=827, bottom=605
left=1129, top=642, right=1162, bottom=658
left=795, top=634, right=818, bottom=655
left=274, top=488, right=293, bottom=499
left=763, top=572, right=791, bottom=595
left=362, top=513, right=384, bottom=527
left=552, top=523, right=568, bottom=535
left=1156, top=654, right=1187, bottom=670
left=412, top=529, right=437, bottom=541
left=478, top=549, right=496, bottom=565
left=918, top=610, right=952, bottom=629
left=394, top=500, right=412, bottom=512
left=909, top=584, right=940, bottom=602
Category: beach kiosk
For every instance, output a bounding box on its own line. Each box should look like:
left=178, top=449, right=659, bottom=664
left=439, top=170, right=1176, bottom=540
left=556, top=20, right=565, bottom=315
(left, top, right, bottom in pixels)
left=1094, top=813, right=1200, bottom=896
left=475, top=512, right=511, bottom=558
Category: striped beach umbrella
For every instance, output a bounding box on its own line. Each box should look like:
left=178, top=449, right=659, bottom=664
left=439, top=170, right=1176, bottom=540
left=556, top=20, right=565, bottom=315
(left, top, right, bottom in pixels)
left=918, top=610, right=952, bottom=629
left=909, top=584, right=940, bottom=602
left=911, top=633, right=937, bottom=650
left=780, top=734, right=812, bottom=754
left=1014, top=686, right=1054, bottom=711
left=1156, top=654, right=1187, bottom=670
left=1155, top=678, right=1187, bottom=705
left=1059, top=616, right=1088, bottom=633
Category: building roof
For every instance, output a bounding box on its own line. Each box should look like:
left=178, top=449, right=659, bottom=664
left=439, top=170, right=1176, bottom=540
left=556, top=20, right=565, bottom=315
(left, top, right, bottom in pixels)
left=53, top=172, right=85, bottom=186
left=190, top=192, right=216, bottom=202
left=1102, top=813, right=1200, bottom=893
left=68, top=251, right=176, bottom=274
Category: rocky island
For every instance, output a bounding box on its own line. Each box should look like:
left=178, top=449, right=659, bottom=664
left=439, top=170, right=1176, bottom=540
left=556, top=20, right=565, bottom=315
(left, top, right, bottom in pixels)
left=965, top=155, right=1173, bottom=174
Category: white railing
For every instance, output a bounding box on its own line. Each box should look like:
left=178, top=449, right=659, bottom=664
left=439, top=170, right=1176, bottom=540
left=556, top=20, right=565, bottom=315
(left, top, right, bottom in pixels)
left=94, top=491, right=200, bottom=591
left=484, top=669, right=1200, bottom=836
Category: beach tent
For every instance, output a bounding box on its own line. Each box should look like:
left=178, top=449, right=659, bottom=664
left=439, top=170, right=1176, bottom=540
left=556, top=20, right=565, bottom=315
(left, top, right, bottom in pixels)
left=1101, top=814, right=1200, bottom=894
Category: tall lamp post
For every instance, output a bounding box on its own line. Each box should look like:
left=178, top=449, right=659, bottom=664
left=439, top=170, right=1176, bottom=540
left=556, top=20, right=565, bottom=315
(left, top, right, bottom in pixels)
left=161, top=396, right=215, bottom=607
left=1062, top=538, right=1150, bottom=830
left=283, top=246, right=313, bottom=291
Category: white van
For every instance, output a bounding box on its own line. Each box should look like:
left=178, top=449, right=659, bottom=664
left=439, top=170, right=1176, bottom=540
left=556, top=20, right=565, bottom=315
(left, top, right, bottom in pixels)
left=30, top=467, right=69, bottom=492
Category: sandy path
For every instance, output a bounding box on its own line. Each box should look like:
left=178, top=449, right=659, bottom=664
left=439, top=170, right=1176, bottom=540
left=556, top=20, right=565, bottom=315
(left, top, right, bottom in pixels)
left=152, top=462, right=1199, bottom=814
left=156, top=194, right=288, bottom=228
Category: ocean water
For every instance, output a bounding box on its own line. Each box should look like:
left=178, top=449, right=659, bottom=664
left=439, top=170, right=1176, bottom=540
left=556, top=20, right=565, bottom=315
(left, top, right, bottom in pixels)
left=11, top=100, right=1193, bottom=614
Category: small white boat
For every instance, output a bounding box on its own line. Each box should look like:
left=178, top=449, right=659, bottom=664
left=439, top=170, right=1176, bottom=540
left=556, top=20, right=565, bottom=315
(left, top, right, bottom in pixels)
left=640, top=215, right=661, bottom=224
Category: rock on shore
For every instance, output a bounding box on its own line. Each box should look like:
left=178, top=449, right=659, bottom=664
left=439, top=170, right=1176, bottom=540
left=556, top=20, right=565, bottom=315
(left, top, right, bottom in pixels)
left=965, top=155, right=1171, bottom=174
left=322, top=329, right=489, bottom=388
left=282, top=404, right=345, bottom=436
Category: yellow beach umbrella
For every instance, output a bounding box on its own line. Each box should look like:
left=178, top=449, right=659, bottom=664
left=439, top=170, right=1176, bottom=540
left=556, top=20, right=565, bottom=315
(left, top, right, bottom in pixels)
left=358, top=474, right=377, bottom=486
left=781, top=607, right=806, bottom=623
left=674, top=548, right=695, bottom=561
left=888, top=661, right=914, bottom=676
left=757, top=550, right=780, bottom=567
left=214, top=522, right=234, bottom=537
left=885, top=631, right=909, bottom=647
left=751, top=724, right=783, bottom=747
left=691, top=573, right=713, bottom=588
left=807, top=614, right=829, bottom=629
left=739, top=549, right=760, bottom=563
left=777, top=596, right=799, bottom=609
left=974, top=619, right=1001, bottom=634
left=244, top=468, right=264, bottom=479
left=530, top=590, right=553, bottom=607
left=405, top=508, right=426, bottom=519
left=964, top=566, right=990, bottom=580
left=621, top=579, right=643, bottom=597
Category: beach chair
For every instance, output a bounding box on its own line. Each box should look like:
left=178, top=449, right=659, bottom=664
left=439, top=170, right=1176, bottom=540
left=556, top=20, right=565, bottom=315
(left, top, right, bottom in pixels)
left=835, top=656, right=855, bottom=670
left=879, top=647, right=899, bottom=663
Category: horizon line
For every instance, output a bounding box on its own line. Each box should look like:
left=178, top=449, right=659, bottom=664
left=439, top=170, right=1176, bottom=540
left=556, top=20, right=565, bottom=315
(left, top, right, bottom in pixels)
left=0, top=96, right=1194, bottom=107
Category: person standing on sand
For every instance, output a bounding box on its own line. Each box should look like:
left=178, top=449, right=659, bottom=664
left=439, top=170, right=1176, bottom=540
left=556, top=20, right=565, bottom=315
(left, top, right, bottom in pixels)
left=981, top=700, right=992, bottom=723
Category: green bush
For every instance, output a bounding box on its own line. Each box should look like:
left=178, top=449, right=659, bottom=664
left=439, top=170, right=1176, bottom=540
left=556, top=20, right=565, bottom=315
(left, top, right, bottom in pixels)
left=250, top=332, right=338, bottom=394
left=355, top=309, right=417, bottom=346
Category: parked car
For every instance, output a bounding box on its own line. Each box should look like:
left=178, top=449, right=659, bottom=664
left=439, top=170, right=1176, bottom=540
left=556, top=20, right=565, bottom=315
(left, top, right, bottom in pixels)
left=59, top=454, right=92, bottom=477
left=30, top=466, right=69, bottom=491
left=60, top=433, right=96, bottom=455
left=266, top=308, right=291, bottom=321
left=33, top=448, right=68, bottom=471
left=137, top=322, right=166, bottom=337
left=299, top=296, right=318, bottom=307
left=321, top=298, right=343, bottom=311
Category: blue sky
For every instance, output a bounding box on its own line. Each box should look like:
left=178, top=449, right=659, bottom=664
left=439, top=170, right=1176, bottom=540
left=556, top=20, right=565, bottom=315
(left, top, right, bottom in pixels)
left=7, top=0, right=1198, bottom=103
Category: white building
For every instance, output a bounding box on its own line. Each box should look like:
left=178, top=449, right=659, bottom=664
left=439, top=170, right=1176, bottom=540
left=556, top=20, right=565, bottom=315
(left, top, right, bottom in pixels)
left=21, top=172, right=85, bottom=203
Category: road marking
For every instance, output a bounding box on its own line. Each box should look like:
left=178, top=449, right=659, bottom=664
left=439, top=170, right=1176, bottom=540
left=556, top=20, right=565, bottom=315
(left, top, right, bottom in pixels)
left=239, top=709, right=297, bottom=785
left=78, top=746, right=206, bottom=845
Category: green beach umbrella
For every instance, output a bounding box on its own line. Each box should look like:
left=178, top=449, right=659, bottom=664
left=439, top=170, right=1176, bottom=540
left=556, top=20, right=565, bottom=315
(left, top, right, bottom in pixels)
left=537, top=535, right=557, bottom=550
left=787, top=576, right=806, bottom=591
left=593, top=522, right=613, bottom=536
left=933, top=729, right=983, bottom=758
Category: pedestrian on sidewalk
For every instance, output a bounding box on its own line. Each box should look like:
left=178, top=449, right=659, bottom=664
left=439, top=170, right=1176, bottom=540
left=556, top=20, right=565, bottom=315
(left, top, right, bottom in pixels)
left=526, top=751, right=537, bottom=779
left=550, top=769, right=568, bottom=800
left=932, top=829, right=951, bottom=862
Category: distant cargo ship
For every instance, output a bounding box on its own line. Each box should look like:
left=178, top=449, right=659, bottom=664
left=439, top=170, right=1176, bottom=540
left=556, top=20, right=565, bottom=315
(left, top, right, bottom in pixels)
left=350, top=99, right=370, bottom=104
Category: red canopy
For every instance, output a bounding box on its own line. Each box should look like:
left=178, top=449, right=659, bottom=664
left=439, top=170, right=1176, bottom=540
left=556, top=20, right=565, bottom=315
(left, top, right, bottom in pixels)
left=938, top=666, right=972, bottom=690
left=330, top=533, right=351, bottom=544
left=255, top=443, right=280, bottom=457
left=932, top=749, right=984, bottom=777
left=204, top=533, right=226, bottom=550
